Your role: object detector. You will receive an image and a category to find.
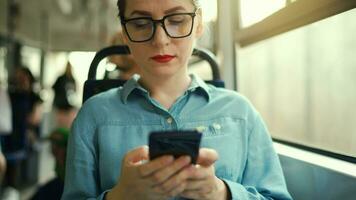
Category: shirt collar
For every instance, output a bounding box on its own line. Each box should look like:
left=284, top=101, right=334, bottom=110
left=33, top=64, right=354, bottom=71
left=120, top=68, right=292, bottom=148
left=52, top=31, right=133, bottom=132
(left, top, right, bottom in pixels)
left=121, top=73, right=211, bottom=104
left=187, top=73, right=211, bottom=101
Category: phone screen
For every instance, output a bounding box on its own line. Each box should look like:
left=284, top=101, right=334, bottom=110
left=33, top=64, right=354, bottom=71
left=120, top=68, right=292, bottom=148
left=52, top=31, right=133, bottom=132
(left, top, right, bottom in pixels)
left=149, top=130, right=202, bottom=164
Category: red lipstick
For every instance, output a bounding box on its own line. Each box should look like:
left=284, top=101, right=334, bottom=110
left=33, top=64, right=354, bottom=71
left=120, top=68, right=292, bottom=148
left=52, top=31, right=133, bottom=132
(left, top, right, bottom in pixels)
left=151, top=55, right=175, bottom=63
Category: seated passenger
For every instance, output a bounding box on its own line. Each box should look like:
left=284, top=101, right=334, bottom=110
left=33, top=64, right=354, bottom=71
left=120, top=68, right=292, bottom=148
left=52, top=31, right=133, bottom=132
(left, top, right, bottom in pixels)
left=2, top=66, right=42, bottom=187
left=30, top=128, right=69, bottom=200
left=62, top=0, right=292, bottom=199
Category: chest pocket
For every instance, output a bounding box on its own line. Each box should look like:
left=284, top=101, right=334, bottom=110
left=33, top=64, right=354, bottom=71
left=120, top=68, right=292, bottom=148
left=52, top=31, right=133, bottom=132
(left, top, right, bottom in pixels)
left=180, top=117, right=247, bottom=181
left=180, top=116, right=244, bottom=137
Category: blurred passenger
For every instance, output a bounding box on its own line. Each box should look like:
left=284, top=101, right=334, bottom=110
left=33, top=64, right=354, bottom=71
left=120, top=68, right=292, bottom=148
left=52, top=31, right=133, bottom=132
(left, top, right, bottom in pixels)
left=52, top=62, right=77, bottom=129
left=52, top=62, right=77, bottom=110
left=30, top=128, right=69, bottom=200
left=0, top=145, right=8, bottom=199
left=0, top=83, right=12, bottom=135
left=2, top=66, right=43, bottom=187
left=0, top=151, right=5, bottom=185
left=105, top=31, right=141, bottom=80
left=0, top=82, right=10, bottom=194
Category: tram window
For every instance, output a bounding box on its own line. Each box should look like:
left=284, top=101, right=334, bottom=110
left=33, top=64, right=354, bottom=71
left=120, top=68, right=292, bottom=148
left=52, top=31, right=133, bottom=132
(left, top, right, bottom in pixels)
left=21, top=46, right=41, bottom=79
left=236, top=9, right=356, bottom=157
left=239, top=0, right=286, bottom=28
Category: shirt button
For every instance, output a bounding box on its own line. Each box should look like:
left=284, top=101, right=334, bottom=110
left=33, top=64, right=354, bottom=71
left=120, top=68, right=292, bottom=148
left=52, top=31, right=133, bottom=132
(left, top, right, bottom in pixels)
left=166, top=117, right=173, bottom=124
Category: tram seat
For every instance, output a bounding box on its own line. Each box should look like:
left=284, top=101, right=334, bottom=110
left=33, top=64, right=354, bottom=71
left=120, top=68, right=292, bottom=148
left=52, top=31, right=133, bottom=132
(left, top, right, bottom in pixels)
left=83, top=45, right=225, bottom=103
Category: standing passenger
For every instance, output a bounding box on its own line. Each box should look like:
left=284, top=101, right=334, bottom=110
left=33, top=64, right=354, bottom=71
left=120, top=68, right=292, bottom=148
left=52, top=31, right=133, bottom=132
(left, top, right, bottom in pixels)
left=52, top=62, right=77, bottom=129
left=52, top=62, right=77, bottom=110
left=62, top=0, right=292, bottom=199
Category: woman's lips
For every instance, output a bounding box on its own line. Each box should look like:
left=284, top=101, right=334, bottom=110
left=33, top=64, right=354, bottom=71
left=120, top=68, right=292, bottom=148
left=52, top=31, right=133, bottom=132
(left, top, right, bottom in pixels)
left=151, top=55, right=175, bottom=63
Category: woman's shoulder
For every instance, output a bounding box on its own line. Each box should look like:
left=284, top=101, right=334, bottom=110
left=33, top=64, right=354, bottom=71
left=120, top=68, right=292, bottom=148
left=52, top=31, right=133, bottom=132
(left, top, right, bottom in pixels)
left=207, top=85, right=252, bottom=107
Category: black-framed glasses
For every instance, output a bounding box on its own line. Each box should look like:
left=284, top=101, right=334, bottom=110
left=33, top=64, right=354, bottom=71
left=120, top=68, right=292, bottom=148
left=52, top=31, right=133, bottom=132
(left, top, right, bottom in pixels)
left=121, top=10, right=197, bottom=42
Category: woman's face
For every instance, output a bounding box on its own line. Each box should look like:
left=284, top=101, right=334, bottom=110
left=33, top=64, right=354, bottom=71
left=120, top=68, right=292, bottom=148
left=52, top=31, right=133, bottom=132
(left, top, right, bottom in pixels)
left=122, top=0, right=203, bottom=79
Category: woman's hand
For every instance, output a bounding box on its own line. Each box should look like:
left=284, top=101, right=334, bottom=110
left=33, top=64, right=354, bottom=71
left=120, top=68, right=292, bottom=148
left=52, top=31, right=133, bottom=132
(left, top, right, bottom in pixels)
left=180, top=148, right=229, bottom=200
left=106, top=146, right=193, bottom=200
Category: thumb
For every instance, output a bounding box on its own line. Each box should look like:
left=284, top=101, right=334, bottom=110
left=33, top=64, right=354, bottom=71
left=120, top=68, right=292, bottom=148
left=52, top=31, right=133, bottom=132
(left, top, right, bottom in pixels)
left=124, top=145, right=149, bottom=165
left=196, top=148, right=218, bottom=166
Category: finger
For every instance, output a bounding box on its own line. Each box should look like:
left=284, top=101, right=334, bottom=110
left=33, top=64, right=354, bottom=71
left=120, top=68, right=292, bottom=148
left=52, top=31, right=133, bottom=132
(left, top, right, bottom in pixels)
left=150, top=156, right=191, bottom=185
left=180, top=189, right=202, bottom=200
left=124, top=146, right=149, bottom=165
left=167, top=180, right=187, bottom=197
left=153, top=161, right=192, bottom=193
left=185, top=179, right=207, bottom=191
left=187, top=164, right=214, bottom=181
left=196, top=148, right=218, bottom=166
left=138, top=155, right=174, bottom=177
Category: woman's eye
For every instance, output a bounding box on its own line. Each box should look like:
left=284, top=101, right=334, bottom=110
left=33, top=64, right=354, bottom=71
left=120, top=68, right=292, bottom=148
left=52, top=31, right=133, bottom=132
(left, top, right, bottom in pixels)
left=167, top=16, right=186, bottom=25
left=131, top=20, right=151, bottom=28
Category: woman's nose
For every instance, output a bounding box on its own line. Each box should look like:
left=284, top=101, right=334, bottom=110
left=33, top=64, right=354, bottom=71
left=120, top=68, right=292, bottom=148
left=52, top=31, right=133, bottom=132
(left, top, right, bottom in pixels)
left=151, top=24, right=170, bottom=47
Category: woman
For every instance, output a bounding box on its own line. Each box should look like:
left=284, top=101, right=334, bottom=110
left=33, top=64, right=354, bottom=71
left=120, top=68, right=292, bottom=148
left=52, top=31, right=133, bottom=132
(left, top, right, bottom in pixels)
left=62, top=0, right=292, bottom=200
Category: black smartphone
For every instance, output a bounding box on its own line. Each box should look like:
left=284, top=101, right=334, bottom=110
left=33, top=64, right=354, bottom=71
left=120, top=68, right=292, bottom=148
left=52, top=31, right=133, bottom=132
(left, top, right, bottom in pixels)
left=149, top=130, right=202, bottom=164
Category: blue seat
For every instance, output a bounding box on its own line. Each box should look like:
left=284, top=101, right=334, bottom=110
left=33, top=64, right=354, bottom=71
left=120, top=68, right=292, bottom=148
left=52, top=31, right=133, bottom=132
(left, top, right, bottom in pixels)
left=83, top=45, right=224, bottom=103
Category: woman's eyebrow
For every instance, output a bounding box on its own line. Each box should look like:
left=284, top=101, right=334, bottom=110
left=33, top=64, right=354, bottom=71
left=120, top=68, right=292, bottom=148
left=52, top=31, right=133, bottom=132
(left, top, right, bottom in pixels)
left=164, top=6, right=187, bottom=14
left=129, top=6, right=187, bottom=17
left=130, top=10, right=151, bottom=17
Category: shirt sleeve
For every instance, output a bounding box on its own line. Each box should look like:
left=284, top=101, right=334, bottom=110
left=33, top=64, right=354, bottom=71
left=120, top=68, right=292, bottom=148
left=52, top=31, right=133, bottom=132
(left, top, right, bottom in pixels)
left=223, top=112, right=293, bottom=200
left=61, top=105, right=108, bottom=200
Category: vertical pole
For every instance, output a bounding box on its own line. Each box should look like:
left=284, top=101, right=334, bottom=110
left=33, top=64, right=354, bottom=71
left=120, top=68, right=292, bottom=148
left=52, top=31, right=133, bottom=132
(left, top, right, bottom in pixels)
left=217, top=0, right=237, bottom=90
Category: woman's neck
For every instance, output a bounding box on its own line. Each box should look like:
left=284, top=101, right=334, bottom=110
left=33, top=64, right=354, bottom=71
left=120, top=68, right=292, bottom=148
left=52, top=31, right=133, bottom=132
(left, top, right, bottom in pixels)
left=139, top=72, right=191, bottom=110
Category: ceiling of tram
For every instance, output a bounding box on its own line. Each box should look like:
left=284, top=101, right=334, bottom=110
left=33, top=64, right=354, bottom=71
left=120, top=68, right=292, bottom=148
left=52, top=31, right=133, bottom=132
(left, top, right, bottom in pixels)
left=0, top=0, right=121, bottom=51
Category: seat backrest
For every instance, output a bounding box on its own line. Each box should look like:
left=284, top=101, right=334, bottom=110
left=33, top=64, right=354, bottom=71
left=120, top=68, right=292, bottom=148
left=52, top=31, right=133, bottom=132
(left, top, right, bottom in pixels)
left=83, top=45, right=224, bottom=103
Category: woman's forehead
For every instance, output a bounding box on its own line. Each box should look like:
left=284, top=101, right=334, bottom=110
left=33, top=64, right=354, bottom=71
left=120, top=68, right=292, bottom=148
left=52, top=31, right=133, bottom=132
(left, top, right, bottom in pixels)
left=125, top=0, right=195, bottom=16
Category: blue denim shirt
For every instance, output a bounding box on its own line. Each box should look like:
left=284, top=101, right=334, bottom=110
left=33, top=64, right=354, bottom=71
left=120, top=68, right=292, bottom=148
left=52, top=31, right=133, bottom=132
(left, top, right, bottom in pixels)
left=62, top=74, right=292, bottom=200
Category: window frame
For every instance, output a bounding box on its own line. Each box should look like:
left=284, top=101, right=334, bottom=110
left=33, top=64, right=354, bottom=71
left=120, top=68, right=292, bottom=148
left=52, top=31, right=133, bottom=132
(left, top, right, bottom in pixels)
left=235, top=0, right=356, bottom=47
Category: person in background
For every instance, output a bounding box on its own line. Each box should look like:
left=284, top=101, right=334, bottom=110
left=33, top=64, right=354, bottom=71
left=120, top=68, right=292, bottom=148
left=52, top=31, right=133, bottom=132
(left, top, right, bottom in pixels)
left=62, top=0, right=292, bottom=199
left=30, top=127, right=69, bottom=200
left=0, top=80, right=11, bottom=194
left=0, top=66, right=42, bottom=200
left=2, top=66, right=43, bottom=187
left=105, top=31, right=141, bottom=80
left=0, top=83, right=12, bottom=135
left=52, top=62, right=76, bottom=110
left=52, top=62, right=77, bottom=129
left=0, top=149, right=6, bottom=187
